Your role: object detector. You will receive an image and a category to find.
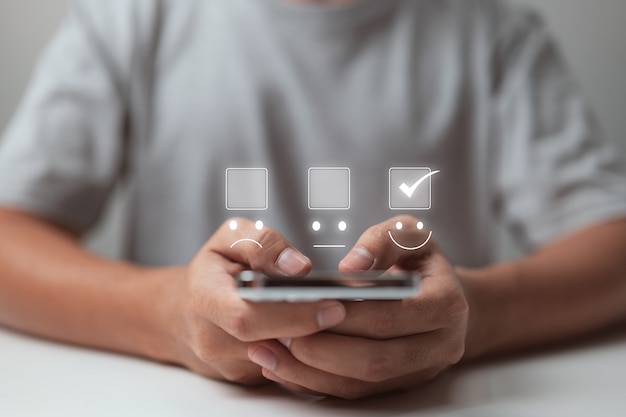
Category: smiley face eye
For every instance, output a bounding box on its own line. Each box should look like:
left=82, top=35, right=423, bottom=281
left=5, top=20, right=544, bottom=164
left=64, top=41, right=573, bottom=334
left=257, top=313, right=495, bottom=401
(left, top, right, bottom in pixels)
left=228, top=219, right=264, bottom=231
left=396, top=221, right=424, bottom=231
left=312, top=221, right=321, bottom=232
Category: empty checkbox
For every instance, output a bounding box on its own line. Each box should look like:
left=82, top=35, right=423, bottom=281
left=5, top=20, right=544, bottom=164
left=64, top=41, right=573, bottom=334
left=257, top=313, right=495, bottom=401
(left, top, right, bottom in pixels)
left=308, top=167, right=350, bottom=210
left=225, top=168, right=268, bottom=210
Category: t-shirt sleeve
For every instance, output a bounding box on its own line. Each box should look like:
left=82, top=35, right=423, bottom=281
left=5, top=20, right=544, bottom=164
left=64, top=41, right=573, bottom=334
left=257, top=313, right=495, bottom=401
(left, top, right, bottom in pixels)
left=491, top=6, right=626, bottom=251
left=0, top=1, right=128, bottom=233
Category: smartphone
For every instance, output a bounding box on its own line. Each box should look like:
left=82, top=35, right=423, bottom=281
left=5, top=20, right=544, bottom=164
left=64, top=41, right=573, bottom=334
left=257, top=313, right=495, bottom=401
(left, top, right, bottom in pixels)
left=236, top=270, right=420, bottom=302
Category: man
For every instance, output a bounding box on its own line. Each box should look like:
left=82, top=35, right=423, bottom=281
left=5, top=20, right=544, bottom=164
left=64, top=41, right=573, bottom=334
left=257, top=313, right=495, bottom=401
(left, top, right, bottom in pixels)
left=0, top=0, right=625, bottom=399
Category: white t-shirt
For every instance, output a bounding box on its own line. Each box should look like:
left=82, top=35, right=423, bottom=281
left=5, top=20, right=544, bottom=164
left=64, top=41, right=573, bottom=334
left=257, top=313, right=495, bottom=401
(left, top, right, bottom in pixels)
left=1, top=0, right=625, bottom=269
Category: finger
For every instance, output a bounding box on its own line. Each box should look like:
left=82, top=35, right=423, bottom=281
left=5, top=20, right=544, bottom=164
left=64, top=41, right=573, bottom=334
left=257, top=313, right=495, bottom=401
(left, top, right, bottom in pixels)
left=248, top=341, right=379, bottom=399
left=331, top=299, right=445, bottom=339
left=339, top=215, right=438, bottom=272
left=262, top=368, right=432, bottom=400
left=198, top=271, right=347, bottom=342
left=249, top=340, right=438, bottom=400
left=332, top=260, right=468, bottom=339
left=282, top=332, right=456, bottom=383
left=212, top=359, right=266, bottom=386
left=208, top=217, right=311, bottom=276
left=261, top=371, right=326, bottom=398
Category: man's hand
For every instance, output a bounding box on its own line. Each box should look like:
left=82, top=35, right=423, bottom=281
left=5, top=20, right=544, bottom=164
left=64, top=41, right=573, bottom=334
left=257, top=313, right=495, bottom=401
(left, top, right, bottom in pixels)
left=247, top=215, right=469, bottom=398
left=164, top=218, right=347, bottom=385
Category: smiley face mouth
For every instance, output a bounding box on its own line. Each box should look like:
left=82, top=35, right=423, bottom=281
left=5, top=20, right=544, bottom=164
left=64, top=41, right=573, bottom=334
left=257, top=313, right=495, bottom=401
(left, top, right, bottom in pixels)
left=230, top=238, right=263, bottom=249
left=387, top=221, right=433, bottom=251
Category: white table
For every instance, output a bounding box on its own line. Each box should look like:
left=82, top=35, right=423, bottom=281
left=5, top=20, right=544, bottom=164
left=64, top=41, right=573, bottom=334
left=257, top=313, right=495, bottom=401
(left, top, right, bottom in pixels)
left=1, top=326, right=625, bottom=417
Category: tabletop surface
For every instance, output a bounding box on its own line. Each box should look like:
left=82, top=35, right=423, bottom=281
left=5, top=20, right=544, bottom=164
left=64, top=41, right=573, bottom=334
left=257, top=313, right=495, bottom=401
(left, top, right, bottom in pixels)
left=1, top=326, right=625, bottom=417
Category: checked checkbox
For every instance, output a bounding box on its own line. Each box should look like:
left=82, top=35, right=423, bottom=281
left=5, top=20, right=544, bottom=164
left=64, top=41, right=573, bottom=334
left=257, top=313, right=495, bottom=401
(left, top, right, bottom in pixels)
left=389, top=167, right=439, bottom=210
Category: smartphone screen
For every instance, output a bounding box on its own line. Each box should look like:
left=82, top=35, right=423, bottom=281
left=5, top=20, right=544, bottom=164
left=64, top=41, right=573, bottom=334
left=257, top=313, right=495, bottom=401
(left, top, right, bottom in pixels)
left=236, top=270, right=420, bottom=301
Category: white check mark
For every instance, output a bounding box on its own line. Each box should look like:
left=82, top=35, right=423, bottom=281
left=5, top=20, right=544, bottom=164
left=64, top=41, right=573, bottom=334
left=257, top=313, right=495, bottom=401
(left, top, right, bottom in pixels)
left=399, top=170, right=440, bottom=198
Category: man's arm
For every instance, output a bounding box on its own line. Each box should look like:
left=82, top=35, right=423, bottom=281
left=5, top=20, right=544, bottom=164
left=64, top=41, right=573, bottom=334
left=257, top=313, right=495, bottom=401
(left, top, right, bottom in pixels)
left=473, top=4, right=626, bottom=359
left=0, top=207, right=183, bottom=362
left=0, top=208, right=346, bottom=384
left=460, top=218, right=626, bottom=360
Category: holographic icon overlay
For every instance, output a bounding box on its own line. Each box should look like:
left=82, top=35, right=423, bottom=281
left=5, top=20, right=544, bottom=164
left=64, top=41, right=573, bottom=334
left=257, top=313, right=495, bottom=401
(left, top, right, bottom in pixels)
left=308, top=167, right=351, bottom=210
left=388, top=220, right=433, bottom=251
left=228, top=219, right=264, bottom=249
left=225, top=168, right=268, bottom=210
left=310, top=218, right=349, bottom=249
left=389, top=168, right=440, bottom=210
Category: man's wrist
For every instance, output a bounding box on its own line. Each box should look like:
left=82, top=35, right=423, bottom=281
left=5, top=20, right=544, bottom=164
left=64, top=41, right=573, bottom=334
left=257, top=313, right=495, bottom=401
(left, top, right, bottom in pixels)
left=456, top=262, right=520, bottom=361
left=124, top=265, right=188, bottom=365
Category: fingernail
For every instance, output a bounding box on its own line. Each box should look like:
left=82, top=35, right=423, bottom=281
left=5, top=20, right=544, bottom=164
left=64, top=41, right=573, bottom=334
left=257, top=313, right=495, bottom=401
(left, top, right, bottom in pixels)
left=278, top=338, right=292, bottom=349
left=249, top=346, right=277, bottom=371
left=276, top=248, right=310, bottom=275
left=340, top=247, right=375, bottom=271
left=317, top=301, right=346, bottom=329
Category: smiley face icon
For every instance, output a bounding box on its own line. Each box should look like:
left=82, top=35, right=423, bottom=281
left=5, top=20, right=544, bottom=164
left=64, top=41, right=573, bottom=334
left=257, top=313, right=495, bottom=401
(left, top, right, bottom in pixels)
left=388, top=220, right=433, bottom=251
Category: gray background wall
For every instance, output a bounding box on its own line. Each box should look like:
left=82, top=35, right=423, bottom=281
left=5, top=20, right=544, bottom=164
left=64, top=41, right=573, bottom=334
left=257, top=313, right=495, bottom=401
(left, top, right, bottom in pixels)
left=1, top=0, right=625, bottom=260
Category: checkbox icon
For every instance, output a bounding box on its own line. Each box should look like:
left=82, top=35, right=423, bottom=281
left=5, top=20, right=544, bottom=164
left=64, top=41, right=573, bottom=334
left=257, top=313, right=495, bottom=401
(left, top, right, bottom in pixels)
left=389, top=167, right=439, bottom=210
left=225, top=168, right=268, bottom=210
left=308, top=167, right=350, bottom=210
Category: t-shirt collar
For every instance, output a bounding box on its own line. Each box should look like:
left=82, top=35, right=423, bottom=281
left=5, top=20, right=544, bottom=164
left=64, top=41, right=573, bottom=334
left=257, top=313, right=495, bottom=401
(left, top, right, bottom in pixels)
left=254, top=0, right=399, bottom=34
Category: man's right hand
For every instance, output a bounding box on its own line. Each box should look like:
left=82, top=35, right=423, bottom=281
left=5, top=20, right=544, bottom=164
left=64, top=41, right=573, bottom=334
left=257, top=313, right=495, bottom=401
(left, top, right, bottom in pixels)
left=163, top=218, right=347, bottom=384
